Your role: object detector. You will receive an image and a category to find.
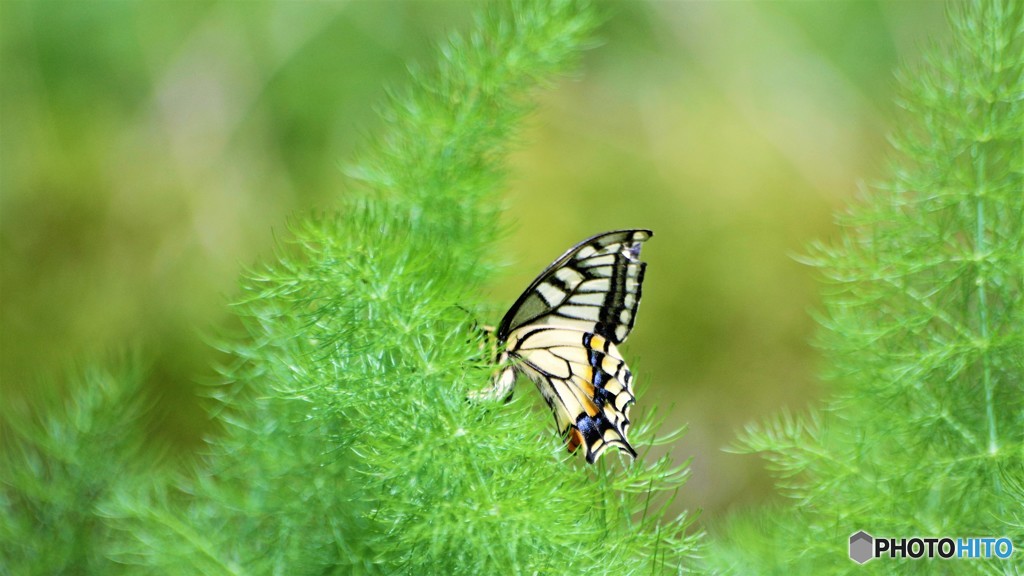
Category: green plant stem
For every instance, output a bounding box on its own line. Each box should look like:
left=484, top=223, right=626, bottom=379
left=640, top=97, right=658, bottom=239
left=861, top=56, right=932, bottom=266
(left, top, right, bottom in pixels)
left=973, top=146, right=997, bottom=457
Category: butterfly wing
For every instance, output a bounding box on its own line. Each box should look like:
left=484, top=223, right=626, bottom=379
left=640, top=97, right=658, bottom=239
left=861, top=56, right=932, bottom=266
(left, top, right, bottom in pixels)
left=505, top=326, right=637, bottom=463
left=496, top=229, right=652, bottom=345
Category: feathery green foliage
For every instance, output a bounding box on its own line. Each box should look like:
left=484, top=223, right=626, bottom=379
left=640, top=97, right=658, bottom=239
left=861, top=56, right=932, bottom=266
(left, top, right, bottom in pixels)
left=0, top=356, right=159, bottom=576
left=1, top=2, right=700, bottom=574
left=708, top=2, right=1023, bottom=574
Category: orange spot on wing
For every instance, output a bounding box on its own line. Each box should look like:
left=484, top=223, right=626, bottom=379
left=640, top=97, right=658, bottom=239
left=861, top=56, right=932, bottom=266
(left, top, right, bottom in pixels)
left=566, top=428, right=583, bottom=454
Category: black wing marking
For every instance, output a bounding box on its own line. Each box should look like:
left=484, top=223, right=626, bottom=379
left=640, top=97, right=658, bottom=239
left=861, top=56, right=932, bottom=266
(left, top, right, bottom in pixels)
left=496, top=229, right=652, bottom=345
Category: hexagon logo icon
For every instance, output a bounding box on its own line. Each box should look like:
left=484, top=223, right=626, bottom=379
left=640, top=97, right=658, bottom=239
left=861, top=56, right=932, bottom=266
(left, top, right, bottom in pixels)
left=849, top=531, right=874, bottom=564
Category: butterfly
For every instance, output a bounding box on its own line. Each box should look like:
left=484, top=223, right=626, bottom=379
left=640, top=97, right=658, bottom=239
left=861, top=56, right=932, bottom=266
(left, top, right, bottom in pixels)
left=476, top=229, right=653, bottom=463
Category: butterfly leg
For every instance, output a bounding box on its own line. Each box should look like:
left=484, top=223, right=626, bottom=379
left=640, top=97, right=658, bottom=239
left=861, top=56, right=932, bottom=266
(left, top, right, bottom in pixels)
left=467, top=352, right=517, bottom=403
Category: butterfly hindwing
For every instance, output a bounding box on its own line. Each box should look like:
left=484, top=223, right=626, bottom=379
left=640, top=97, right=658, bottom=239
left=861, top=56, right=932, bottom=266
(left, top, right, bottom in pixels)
left=506, top=326, right=638, bottom=464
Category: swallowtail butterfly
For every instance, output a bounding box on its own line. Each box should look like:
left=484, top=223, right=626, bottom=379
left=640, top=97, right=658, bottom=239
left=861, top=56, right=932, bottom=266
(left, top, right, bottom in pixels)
left=478, top=229, right=652, bottom=463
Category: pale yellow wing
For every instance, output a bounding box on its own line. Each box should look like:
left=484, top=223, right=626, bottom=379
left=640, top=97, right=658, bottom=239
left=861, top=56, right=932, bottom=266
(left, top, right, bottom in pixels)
left=506, top=326, right=637, bottom=463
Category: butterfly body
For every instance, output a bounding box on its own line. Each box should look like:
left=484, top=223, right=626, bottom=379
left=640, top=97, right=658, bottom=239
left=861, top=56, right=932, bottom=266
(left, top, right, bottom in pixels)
left=483, top=229, right=652, bottom=464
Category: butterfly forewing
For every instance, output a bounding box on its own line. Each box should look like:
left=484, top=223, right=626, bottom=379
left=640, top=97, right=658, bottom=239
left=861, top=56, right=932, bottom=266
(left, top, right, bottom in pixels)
left=497, top=229, right=651, bottom=344
left=485, top=229, right=652, bottom=464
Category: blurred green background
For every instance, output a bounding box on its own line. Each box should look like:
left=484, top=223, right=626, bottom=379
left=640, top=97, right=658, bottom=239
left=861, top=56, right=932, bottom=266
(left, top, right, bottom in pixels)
left=1, top=1, right=946, bottom=521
